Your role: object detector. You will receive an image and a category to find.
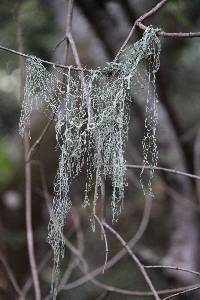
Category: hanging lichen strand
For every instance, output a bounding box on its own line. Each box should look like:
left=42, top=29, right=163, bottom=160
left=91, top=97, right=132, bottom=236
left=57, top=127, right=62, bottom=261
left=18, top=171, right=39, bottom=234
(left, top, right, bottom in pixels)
left=19, top=26, right=161, bottom=292
left=139, top=28, right=161, bottom=198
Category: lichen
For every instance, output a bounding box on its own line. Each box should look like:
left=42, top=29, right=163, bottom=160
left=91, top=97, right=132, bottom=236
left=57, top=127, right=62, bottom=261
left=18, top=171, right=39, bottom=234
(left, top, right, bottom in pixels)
left=19, top=26, right=161, bottom=295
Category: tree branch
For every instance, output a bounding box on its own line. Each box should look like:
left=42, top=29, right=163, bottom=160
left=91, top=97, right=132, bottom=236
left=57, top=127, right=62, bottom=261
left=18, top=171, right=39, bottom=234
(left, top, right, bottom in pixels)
left=15, top=1, right=41, bottom=299
left=126, top=164, right=200, bottom=181
left=115, top=0, right=169, bottom=60
left=102, top=222, right=160, bottom=300
left=0, top=251, right=24, bottom=299
left=27, top=117, right=53, bottom=161
left=137, top=22, right=200, bottom=38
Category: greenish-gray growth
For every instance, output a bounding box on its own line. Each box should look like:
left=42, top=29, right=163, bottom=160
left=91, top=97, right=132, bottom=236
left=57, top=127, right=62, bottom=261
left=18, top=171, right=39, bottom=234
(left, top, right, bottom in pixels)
left=19, top=26, right=161, bottom=297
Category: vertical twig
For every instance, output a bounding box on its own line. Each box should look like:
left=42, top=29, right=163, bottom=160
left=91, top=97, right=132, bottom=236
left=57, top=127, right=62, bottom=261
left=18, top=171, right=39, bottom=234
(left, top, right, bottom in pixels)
left=59, top=209, right=84, bottom=288
left=92, top=168, right=99, bottom=225
left=94, top=215, right=108, bottom=274
left=100, top=176, right=106, bottom=224
left=50, top=1, right=75, bottom=298
left=194, top=129, right=200, bottom=204
left=15, top=1, right=41, bottom=300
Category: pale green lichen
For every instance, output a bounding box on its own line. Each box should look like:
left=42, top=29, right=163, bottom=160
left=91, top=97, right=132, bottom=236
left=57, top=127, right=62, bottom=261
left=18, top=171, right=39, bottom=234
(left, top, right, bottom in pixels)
left=19, top=26, right=161, bottom=296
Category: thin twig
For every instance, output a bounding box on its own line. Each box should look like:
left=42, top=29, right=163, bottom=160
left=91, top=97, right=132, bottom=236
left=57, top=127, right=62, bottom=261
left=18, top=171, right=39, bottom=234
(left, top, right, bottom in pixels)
left=194, top=129, right=200, bottom=204
left=63, top=0, right=74, bottom=65
left=0, top=0, right=199, bottom=73
left=59, top=209, right=84, bottom=289
left=22, top=252, right=51, bottom=296
left=92, top=168, right=99, bottom=225
left=0, top=251, right=24, bottom=299
left=100, top=176, right=106, bottom=223
left=126, top=164, right=200, bottom=181
left=62, top=192, right=152, bottom=289
left=137, top=22, right=200, bottom=38
left=102, top=222, right=160, bottom=300
left=59, top=225, right=200, bottom=298
left=94, top=215, right=109, bottom=274
left=16, top=1, right=41, bottom=300
left=96, top=291, right=109, bottom=300
left=0, top=45, right=85, bottom=71
left=30, top=160, right=52, bottom=211
left=27, top=117, right=54, bottom=161
left=63, top=273, right=200, bottom=297
left=137, top=0, right=169, bottom=23
left=144, top=265, right=200, bottom=277
left=162, top=284, right=200, bottom=300
left=115, top=0, right=169, bottom=60
left=25, top=139, right=42, bottom=300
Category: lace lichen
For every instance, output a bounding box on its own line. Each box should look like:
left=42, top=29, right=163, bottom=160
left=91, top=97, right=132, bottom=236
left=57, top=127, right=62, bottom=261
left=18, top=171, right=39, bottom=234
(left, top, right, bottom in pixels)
left=19, top=26, right=161, bottom=296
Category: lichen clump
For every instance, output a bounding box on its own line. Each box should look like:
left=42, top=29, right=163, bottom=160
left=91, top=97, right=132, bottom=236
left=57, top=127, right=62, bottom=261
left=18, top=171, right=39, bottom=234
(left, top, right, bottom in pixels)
left=19, top=26, right=161, bottom=292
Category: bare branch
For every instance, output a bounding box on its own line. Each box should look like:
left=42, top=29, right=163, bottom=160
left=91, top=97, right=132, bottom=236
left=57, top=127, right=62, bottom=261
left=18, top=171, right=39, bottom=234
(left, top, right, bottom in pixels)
left=0, top=0, right=200, bottom=73
left=15, top=1, right=41, bottom=299
left=59, top=223, right=200, bottom=298
left=59, top=209, right=84, bottom=288
left=162, top=284, right=200, bottom=300
left=0, top=45, right=84, bottom=71
left=62, top=192, right=152, bottom=289
left=0, top=251, right=24, bottom=299
left=102, top=222, right=160, bottom=300
left=137, top=22, right=200, bottom=38
left=94, top=215, right=109, bottom=274
left=144, top=265, right=200, bottom=277
left=22, top=252, right=51, bottom=296
left=63, top=0, right=74, bottom=65
left=27, top=117, right=54, bottom=161
left=126, top=164, right=200, bottom=181
left=115, top=0, right=169, bottom=60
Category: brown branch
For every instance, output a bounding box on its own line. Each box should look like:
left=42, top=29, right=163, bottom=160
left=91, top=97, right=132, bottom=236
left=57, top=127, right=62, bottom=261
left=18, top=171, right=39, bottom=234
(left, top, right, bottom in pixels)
left=63, top=271, right=200, bottom=297
left=0, top=251, right=24, bottom=299
left=1, top=0, right=200, bottom=73
left=63, top=0, right=74, bottom=65
left=137, top=0, right=169, bottom=22
left=59, top=209, right=84, bottom=289
left=22, top=252, right=51, bottom=297
left=67, top=33, right=81, bottom=68
left=96, top=291, right=109, bottom=300
left=24, top=151, right=41, bottom=300
left=84, top=278, right=200, bottom=298
left=30, top=160, right=52, bottom=211
left=94, top=215, right=108, bottom=274
left=15, top=1, right=41, bottom=300
left=0, top=45, right=85, bottom=71
left=194, top=129, right=200, bottom=204
left=126, top=164, right=200, bottom=181
left=62, top=192, right=152, bottom=289
left=102, top=222, right=160, bottom=300
left=27, top=117, right=53, bottom=161
left=144, top=265, right=200, bottom=278
left=137, top=22, right=200, bottom=38
left=115, top=0, right=169, bottom=60
left=115, top=0, right=200, bottom=60
left=162, top=284, right=200, bottom=300
left=58, top=224, right=200, bottom=298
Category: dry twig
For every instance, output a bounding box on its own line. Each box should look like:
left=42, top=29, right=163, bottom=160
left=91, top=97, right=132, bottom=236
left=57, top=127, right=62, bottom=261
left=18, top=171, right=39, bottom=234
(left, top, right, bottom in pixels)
left=16, top=1, right=41, bottom=299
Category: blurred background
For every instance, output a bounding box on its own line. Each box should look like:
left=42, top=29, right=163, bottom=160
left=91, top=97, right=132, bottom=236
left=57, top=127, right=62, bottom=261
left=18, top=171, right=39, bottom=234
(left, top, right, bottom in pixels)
left=0, top=0, right=200, bottom=299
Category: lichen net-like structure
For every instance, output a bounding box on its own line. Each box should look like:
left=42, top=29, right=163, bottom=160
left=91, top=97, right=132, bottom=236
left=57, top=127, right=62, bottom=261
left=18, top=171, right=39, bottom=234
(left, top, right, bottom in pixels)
left=19, top=26, right=161, bottom=293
